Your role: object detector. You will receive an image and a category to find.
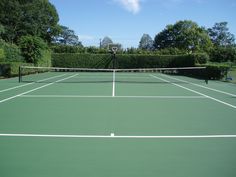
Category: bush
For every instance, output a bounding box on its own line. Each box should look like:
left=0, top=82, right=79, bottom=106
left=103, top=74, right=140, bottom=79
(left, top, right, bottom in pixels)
left=199, top=63, right=230, bottom=80
left=0, top=62, right=33, bottom=77
left=192, top=53, right=209, bottom=64
left=37, top=50, right=52, bottom=67
left=210, top=46, right=236, bottom=62
left=0, top=39, right=24, bottom=62
left=18, top=35, right=48, bottom=64
left=0, top=48, right=5, bottom=62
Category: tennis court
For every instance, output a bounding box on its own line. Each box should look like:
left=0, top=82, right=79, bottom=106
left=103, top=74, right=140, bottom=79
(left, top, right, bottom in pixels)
left=1, top=68, right=236, bottom=177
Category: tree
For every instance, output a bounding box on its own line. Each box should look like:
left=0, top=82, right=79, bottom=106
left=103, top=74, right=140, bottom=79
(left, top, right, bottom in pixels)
left=154, top=20, right=213, bottom=53
left=0, top=0, right=60, bottom=43
left=138, top=34, right=154, bottom=50
left=208, top=22, right=235, bottom=47
left=53, top=25, right=82, bottom=46
left=18, top=35, right=47, bottom=64
left=101, top=36, right=113, bottom=48
left=0, top=24, right=5, bottom=37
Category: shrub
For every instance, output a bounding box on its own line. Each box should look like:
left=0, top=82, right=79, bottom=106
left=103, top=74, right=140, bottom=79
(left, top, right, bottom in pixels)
left=198, top=63, right=230, bottom=80
left=210, top=46, right=236, bottom=62
left=0, top=48, right=5, bottom=62
left=0, top=62, right=33, bottom=77
left=18, top=35, right=48, bottom=64
left=192, top=53, right=209, bottom=64
left=37, top=50, right=52, bottom=67
left=0, top=39, right=23, bottom=62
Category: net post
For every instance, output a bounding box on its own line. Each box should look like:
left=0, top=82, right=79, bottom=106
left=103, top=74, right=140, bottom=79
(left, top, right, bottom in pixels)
left=18, top=66, right=22, bottom=83
left=204, top=67, right=208, bottom=84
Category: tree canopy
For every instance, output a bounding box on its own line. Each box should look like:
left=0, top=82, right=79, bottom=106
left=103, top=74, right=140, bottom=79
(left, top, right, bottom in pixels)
left=208, top=22, right=235, bottom=47
left=0, top=0, right=60, bottom=43
left=139, top=34, right=154, bottom=50
left=53, top=25, right=82, bottom=46
left=154, top=20, right=213, bottom=53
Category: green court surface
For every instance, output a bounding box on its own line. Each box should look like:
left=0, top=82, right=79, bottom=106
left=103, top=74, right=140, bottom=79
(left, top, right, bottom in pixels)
left=1, top=71, right=236, bottom=177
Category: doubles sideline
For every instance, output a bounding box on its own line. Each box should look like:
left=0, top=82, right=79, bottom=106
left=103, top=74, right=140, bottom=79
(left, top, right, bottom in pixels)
left=0, top=74, right=78, bottom=103
left=150, top=74, right=236, bottom=109
left=0, top=74, right=67, bottom=93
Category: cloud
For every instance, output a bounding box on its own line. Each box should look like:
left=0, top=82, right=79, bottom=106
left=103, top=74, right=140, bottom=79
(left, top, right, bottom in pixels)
left=115, top=0, right=141, bottom=14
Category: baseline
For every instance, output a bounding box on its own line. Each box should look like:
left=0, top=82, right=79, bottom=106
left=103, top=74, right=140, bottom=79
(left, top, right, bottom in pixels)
left=0, top=133, right=236, bottom=139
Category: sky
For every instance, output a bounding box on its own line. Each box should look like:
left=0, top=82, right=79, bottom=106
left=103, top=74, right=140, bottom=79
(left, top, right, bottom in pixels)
left=49, top=0, right=236, bottom=48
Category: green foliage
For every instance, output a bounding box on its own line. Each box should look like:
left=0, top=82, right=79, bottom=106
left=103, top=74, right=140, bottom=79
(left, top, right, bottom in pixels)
left=0, top=48, right=5, bottom=62
left=51, top=44, right=85, bottom=53
left=0, top=62, right=33, bottom=77
left=154, top=47, right=186, bottom=55
left=116, top=54, right=195, bottom=68
left=138, top=34, right=154, bottom=50
left=0, top=39, right=23, bottom=62
left=52, top=53, right=112, bottom=68
left=52, top=53, right=203, bottom=69
left=199, top=63, right=230, bottom=80
left=209, top=46, right=236, bottom=62
left=0, top=0, right=60, bottom=43
left=192, top=53, right=209, bottom=64
left=53, top=25, right=82, bottom=46
left=37, top=50, right=52, bottom=67
left=154, top=20, right=213, bottom=53
left=18, top=35, right=47, bottom=64
left=0, top=23, right=5, bottom=36
left=208, top=22, right=235, bottom=47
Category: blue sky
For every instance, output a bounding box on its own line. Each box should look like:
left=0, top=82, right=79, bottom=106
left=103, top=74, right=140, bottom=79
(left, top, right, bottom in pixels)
left=49, top=0, right=236, bottom=48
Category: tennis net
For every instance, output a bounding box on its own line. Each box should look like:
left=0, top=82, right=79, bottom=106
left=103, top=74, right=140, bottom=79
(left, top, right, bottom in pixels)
left=19, top=66, right=208, bottom=84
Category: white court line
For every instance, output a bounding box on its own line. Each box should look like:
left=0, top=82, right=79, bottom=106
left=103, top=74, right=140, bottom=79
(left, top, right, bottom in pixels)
left=150, top=74, right=236, bottom=109
left=20, top=95, right=206, bottom=99
left=0, top=133, right=236, bottom=139
left=112, top=70, right=115, bottom=97
left=0, top=74, right=67, bottom=93
left=0, top=74, right=78, bottom=104
left=161, top=74, right=236, bottom=97
left=0, top=83, right=32, bottom=93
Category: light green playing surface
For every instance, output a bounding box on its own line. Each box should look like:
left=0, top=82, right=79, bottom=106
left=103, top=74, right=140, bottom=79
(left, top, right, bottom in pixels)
left=0, top=72, right=236, bottom=177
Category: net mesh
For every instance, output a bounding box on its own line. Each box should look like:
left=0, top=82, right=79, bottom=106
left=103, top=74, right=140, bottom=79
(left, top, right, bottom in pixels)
left=19, top=66, right=207, bottom=84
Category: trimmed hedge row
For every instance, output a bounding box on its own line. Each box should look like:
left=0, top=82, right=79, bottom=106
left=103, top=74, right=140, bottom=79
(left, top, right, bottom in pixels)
left=52, top=53, right=112, bottom=68
left=116, top=54, right=196, bottom=68
left=51, top=53, right=230, bottom=80
left=199, top=64, right=230, bottom=80
left=52, top=53, right=200, bottom=68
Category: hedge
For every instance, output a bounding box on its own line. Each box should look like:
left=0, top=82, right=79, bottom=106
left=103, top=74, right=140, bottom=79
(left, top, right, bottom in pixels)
left=37, top=50, right=52, bottom=67
left=52, top=53, right=202, bottom=68
left=0, top=39, right=24, bottom=62
left=0, top=62, right=33, bottom=77
left=116, top=54, right=196, bottom=68
left=52, top=53, right=112, bottom=68
left=200, top=63, right=230, bottom=80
